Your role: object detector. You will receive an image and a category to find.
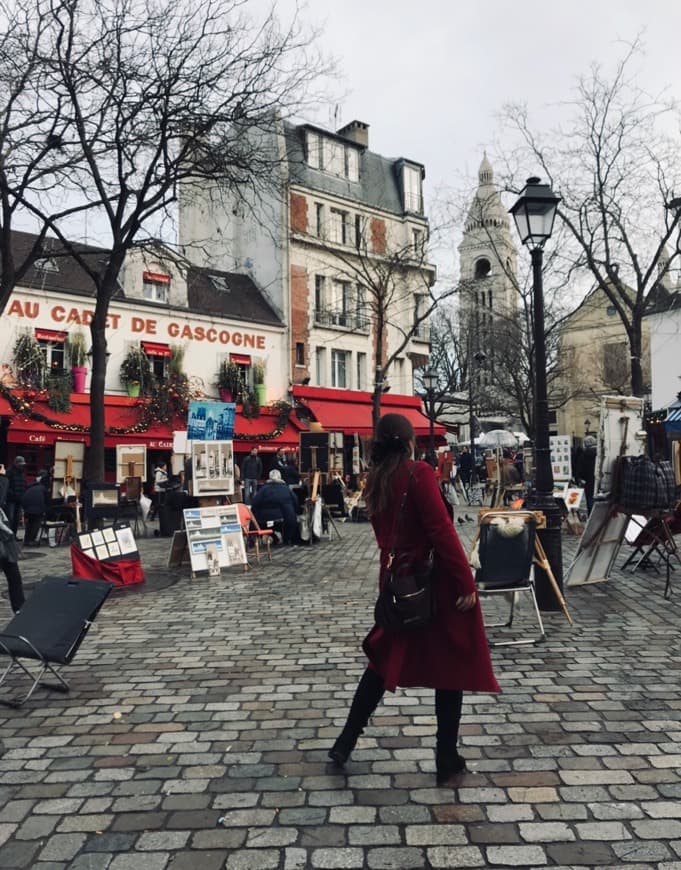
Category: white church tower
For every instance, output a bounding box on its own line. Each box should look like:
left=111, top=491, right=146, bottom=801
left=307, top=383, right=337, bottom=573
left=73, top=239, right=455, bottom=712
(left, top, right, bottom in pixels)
left=457, top=154, right=518, bottom=362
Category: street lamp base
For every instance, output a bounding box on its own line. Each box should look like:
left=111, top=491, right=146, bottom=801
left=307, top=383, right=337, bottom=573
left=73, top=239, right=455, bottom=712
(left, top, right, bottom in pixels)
left=525, top=489, right=564, bottom=612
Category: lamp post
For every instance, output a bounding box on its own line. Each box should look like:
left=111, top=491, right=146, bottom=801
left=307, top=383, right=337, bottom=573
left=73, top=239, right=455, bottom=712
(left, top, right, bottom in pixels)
left=510, top=176, right=563, bottom=611
left=468, top=350, right=487, bottom=485
left=422, top=366, right=438, bottom=468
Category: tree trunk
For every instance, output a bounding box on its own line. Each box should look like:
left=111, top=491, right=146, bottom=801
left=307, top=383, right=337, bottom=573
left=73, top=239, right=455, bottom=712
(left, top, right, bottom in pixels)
left=629, top=309, right=645, bottom=397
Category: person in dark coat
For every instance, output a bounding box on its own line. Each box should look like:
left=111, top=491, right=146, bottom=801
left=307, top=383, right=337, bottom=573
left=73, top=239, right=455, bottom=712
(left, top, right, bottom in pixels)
left=577, top=435, right=597, bottom=512
left=21, top=476, right=48, bottom=546
left=240, top=448, right=262, bottom=505
left=458, top=446, right=473, bottom=486
left=5, top=456, right=27, bottom=537
left=0, top=464, right=9, bottom=512
left=329, top=414, right=499, bottom=785
left=0, top=507, right=24, bottom=612
left=251, top=469, right=299, bottom=544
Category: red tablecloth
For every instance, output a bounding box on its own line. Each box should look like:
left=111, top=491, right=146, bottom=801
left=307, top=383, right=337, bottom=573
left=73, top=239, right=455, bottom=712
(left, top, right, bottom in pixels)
left=71, top=546, right=145, bottom=587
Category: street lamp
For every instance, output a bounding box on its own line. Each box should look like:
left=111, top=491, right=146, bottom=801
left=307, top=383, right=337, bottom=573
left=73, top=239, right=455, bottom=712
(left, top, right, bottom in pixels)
left=468, top=350, right=487, bottom=485
left=510, top=176, right=563, bottom=611
left=422, top=366, right=438, bottom=468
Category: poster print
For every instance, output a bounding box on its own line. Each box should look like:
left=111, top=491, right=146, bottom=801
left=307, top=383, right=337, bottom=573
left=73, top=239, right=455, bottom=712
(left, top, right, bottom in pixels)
left=191, top=439, right=235, bottom=496
left=187, top=401, right=235, bottom=441
left=550, top=435, right=572, bottom=482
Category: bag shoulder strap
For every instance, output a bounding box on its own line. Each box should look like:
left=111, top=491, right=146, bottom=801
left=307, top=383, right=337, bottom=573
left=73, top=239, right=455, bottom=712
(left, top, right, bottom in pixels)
left=388, top=461, right=415, bottom=564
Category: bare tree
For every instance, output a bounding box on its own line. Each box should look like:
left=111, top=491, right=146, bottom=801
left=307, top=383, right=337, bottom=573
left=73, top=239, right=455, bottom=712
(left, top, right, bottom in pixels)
left=500, top=40, right=681, bottom=397
left=8, top=0, right=328, bottom=479
left=311, top=220, right=450, bottom=429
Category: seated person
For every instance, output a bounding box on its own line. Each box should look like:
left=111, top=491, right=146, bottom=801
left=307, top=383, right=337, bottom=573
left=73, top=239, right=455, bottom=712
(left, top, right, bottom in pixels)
left=21, top=475, right=48, bottom=546
left=251, top=469, right=300, bottom=545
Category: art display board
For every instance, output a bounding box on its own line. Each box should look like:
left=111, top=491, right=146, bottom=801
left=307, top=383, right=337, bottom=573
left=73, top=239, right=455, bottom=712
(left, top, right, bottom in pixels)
left=52, top=441, right=85, bottom=499
left=187, top=401, right=235, bottom=441
left=559, top=486, right=585, bottom=511
left=565, top=500, right=629, bottom=586
left=116, top=444, right=147, bottom=483
left=182, top=505, right=246, bottom=574
left=75, top=522, right=139, bottom=563
left=550, top=435, right=572, bottom=482
left=595, top=395, right=645, bottom=498
left=191, top=439, right=235, bottom=496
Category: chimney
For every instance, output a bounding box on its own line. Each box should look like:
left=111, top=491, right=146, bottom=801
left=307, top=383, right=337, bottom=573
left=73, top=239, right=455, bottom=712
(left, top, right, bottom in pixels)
left=337, top=120, right=369, bottom=148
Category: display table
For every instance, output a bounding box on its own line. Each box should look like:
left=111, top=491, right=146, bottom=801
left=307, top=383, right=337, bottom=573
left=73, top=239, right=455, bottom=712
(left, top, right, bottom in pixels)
left=71, top=546, right=145, bottom=587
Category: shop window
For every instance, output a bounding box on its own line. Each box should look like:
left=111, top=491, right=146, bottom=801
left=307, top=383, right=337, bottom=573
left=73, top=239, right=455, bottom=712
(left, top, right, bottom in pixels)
left=142, top=270, right=170, bottom=303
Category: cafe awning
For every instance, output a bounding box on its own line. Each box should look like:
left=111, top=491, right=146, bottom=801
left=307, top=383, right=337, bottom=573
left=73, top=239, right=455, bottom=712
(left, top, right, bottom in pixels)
left=233, top=407, right=307, bottom=452
left=291, top=386, right=446, bottom=438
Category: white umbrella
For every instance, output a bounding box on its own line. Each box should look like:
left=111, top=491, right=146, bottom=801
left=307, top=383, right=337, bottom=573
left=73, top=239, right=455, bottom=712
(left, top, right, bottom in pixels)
left=478, top=430, right=518, bottom=449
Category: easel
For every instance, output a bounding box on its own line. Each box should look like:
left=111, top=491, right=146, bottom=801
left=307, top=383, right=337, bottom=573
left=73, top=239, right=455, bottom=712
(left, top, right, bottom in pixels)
left=470, top=509, right=573, bottom=625
left=65, top=455, right=82, bottom=534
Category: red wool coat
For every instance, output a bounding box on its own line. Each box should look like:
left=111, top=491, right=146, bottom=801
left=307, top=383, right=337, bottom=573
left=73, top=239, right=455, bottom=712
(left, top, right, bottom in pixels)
left=363, top=459, right=500, bottom=694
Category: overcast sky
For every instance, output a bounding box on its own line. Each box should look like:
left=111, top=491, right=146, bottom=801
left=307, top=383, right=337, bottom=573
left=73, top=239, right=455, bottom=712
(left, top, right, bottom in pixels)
left=292, top=0, right=681, bottom=262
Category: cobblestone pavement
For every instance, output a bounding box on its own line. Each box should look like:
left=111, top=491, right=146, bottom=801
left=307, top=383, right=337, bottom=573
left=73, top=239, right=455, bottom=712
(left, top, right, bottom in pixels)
left=1, top=507, right=680, bottom=869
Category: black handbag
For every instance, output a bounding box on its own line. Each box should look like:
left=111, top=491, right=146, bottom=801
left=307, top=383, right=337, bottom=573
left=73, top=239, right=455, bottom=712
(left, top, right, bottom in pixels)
left=374, top=466, right=436, bottom=632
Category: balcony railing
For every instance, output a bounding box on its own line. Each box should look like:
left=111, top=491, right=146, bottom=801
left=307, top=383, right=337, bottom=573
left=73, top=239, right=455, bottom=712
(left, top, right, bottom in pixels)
left=314, top=308, right=371, bottom=333
left=411, top=323, right=430, bottom=342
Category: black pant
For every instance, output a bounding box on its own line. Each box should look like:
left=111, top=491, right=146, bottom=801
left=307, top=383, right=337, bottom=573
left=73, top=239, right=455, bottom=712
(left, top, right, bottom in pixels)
left=5, top=502, right=20, bottom=537
left=2, top=559, right=24, bottom=613
left=23, top=513, right=42, bottom=545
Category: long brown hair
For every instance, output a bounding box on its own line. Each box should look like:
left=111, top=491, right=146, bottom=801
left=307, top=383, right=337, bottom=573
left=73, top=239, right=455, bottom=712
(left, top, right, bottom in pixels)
left=364, top=413, right=414, bottom=516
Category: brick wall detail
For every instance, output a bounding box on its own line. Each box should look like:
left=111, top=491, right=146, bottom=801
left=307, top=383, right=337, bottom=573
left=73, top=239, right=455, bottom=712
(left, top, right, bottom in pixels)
left=290, top=264, right=309, bottom=378
left=370, top=217, right=386, bottom=254
left=290, top=193, right=308, bottom=235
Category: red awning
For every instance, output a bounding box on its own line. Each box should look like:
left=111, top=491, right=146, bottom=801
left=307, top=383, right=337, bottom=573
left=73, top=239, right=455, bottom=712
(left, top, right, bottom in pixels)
left=233, top=408, right=306, bottom=452
left=35, top=328, right=67, bottom=342
left=141, top=341, right=171, bottom=358
left=230, top=353, right=251, bottom=365
left=291, top=386, right=445, bottom=438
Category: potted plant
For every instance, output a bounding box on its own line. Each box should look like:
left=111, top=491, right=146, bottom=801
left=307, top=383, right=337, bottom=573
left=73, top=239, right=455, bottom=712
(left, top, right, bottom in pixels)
left=119, top=346, right=150, bottom=397
left=66, top=330, right=88, bottom=393
left=252, top=360, right=266, bottom=405
left=216, top=359, right=241, bottom=402
left=12, top=331, right=46, bottom=389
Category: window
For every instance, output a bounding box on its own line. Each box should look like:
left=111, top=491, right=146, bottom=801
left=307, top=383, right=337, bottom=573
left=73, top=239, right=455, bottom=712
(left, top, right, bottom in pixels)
left=413, top=229, right=424, bottom=257
left=330, top=209, right=350, bottom=245
left=323, top=138, right=344, bottom=176
left=315, top=347, right=326, bottom=386
left=142, top=341, right=171, bottom=380
left=403, top=164, right=423, bottom=213
left=35, top=329, right=66, bottom=372
left=331, top=349, right=349, bottom=388
left=306, top=130, right=360, bottom=181
left=295, top=342, right=305, bottom=366
left=356, top=352, right=367, bottom=390
left=34, top=257, right=59, bottom=273
left=345, top=147, right=359, bottom=182
left=355, top=284, right=368, bottom=328
left=331, top=280, right=350, bottom=325
left=307, top=131, right=321, bottom=168
left=474, top=258, right=491, bottom=279
left=355, top=214, right=366, bottom=250
left=315, top=275, right=326, bottom=313
left=315, top=203, right=325, bottom=238
left=142, top=270, right=170, bottom=303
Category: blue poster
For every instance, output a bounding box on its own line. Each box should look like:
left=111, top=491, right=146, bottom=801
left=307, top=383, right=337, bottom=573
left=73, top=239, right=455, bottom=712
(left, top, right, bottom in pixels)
left=187, top=401, right=235, bottom=441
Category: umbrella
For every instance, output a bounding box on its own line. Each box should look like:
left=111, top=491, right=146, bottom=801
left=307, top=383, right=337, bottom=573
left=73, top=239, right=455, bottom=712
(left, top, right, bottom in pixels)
left=478, top=430, right=518, bottom=449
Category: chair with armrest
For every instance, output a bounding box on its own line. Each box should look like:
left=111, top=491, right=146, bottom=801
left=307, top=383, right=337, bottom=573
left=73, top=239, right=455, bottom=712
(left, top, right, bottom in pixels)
left=236, top=502, right=274, bottom=563
left=474, top=511, right=545, bottom=646
left=0, top=575, right=112, bottom=707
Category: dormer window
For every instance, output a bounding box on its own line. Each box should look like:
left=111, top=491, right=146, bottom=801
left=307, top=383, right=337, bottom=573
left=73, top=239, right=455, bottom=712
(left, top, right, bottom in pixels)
left=142, top=270, right=169, bottom=303
left=35, top=257, right=59, bottom=273
left=403, top=164, right=423, bottom=214
left=306, top=130, right=360, bottom=182
left=210, top=275, right=230, bottom=293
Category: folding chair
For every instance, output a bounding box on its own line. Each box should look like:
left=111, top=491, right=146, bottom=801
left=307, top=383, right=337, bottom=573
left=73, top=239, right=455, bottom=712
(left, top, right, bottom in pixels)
left=0, top=576, right=112, bottom=707
left=236, top=503, right=274, bottom=563
left=474, top=511, right=545, bottom=646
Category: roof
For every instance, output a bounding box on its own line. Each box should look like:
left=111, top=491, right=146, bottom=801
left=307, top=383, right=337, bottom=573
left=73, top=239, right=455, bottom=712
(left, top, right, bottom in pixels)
left=5, top=230, right=116, bottom=298
left=284, top=122, right=425, bottom=218
left=186, top=267, right=283, bottom=327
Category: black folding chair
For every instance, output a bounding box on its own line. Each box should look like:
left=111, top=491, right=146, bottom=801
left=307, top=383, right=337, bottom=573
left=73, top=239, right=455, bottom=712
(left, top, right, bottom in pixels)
left=0, top=576, right=112, bottom=707
left=475, top=511, right=545, bottom=646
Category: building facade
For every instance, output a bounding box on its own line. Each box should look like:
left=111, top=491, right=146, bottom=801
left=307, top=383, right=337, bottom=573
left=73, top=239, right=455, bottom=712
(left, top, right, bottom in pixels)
left=179, top=117, right=435, bottom=397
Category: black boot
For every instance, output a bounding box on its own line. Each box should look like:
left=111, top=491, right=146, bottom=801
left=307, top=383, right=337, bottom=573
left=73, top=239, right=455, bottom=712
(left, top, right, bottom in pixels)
left=435, top=689, right=466, bottom=784
left=329, top=668, right=385, bottom=767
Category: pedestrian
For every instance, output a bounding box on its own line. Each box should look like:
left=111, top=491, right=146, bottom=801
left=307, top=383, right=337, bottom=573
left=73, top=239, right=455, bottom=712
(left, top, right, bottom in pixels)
left=150, top=461, right=169, bottom=520
left=577, top=435, right=597, bottom=512
left=251, top=469, right=300, bottom=545
left=0, top=464, right=8, bottom=513
left=21, top=475, right=48, bottom=546
left=0, top=506, right=24, bottom=612
left=458, top=445, right=472, bottom=487
left=240, top=447, right=262, bottom=505
left=5, top=456, right=27, bottom=537
left=329, top=414, right=499, bottom=784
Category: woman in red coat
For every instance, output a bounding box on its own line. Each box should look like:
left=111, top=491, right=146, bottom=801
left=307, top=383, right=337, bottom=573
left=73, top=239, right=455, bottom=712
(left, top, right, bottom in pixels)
left=329, top=413, right=499, bottom=784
